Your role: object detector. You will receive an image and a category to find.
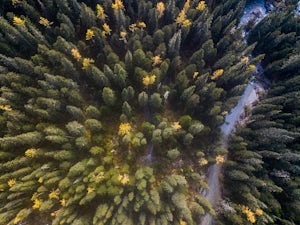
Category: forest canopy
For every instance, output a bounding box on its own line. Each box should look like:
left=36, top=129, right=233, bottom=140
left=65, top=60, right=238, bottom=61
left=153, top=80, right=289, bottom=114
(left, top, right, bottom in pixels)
left=0, top=0, right=299, bottom=225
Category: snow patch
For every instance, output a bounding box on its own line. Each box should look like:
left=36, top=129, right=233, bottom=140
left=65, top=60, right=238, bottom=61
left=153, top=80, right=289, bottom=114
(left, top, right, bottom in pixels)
left=295, top=1, right=300, bottom=16
left=239, top=0, right=267, bottom=27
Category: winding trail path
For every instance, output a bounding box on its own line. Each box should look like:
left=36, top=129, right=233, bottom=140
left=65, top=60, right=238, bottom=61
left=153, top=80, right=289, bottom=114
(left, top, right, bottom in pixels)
left=200, top=1, right=269, bottom=224
left=201, top=80, right=264, bottom=225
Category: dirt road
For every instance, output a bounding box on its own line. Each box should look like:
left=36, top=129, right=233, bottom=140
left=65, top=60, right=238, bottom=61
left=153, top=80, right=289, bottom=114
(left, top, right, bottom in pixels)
left=200, top=81, right=264, bottom=225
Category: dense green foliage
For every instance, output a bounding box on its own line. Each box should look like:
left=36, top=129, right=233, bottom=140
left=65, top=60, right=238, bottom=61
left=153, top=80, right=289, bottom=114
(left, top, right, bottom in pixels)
left=0, top=0, right=259, bottom=224
left=220, top=4, right=300, bottom=225
left=4, top=0, right=300, bottom=225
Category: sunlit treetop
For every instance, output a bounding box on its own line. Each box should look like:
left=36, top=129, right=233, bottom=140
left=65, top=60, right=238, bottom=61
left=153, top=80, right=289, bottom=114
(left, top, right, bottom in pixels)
left=255, top=208, right=263, bottom=216
left=13, top=16, right=25, bottom=26
left=156, top=2, right=165, bottom=18
left=118, top=174, right=130, bottom=185
left=241, top=56, right=249, bottom=63
left=129, top=22, right=146, bottom=32
left=37, top=177, right=43, bottom=183
left=93, top=172, right=105, bottom=182
left=82, top=58, right=94, bottom=69
left=120, top=31, right=127, bottom=38
left=182, top=19, right=192, bottom=27
left=129, top=23, right=138, bottom=32
left=51, top=211, right=58, bottom=217
left=49, top=189, right=60, bottom=200
left=221, top=110, right=228, bottom=116
left=0, top=105, right=12, bottom=111
left=180, top=220, right=187, bottom=225
left=32, top=198, right=42, bottom=209
left=193, top=72, right=199, bottom=79
left=11, top=0, right=21, bottom=6
left=183, top=0, right=191, bottom=12
left=199, top=158, right=208, bottom=166
left=215, top=155, right=225, bottom=164
left=96, top=4, right=107, bottom=21
left=13, top=216, right=22, bottom=224
left=87, top=187, right=95, bottom=193
left=241, top=205, right=256, bottom=223
left=152, top=55, right=162, bottom=66
left=176, top=10, right=186, bottom=25
left=248, top=64, right=256, bottom=70
left=211, top=69, right=224, bottom=80
left=86, top=29, right=95, bottom=40
left=71, top=48, right=82, bottom=61
left=31, top=193, right=38, bottom=201
left=103, top=23, right=112, bottom=35
left=196, top=1, right=206, bottom=11
left=175, top=6, right=192, bottom=28
left=138, top=21, right=147, bottom=29
left=60, top=199, right=67, bottom=207
left=172, top=122, right=182, bottom=130
left=112, top=0, right=125, bottom=10
left=7, top=178, right=16, bottom=187
left=25, top=148, right=37, bottom=158
left=119, top=31, right=127, bottom=42
left=143, top=75, right=156, bottom=86
left=31, top=193, right=42, bottom=209
left=118, top=123, right=132, bottom=136
left=39, top=17, right=53, bottom=27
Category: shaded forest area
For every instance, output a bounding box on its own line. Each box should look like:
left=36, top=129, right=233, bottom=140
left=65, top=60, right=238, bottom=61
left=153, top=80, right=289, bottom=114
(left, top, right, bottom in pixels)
left=0, top=0, right=299, bottom=225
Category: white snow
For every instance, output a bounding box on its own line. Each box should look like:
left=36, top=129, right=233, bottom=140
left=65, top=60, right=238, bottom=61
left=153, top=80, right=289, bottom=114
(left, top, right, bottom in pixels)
left=239, top=0, right=267, bottom=27
left=220, top=81, right=262, bottom=138
left=295, top=1, right=300, bottom=16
